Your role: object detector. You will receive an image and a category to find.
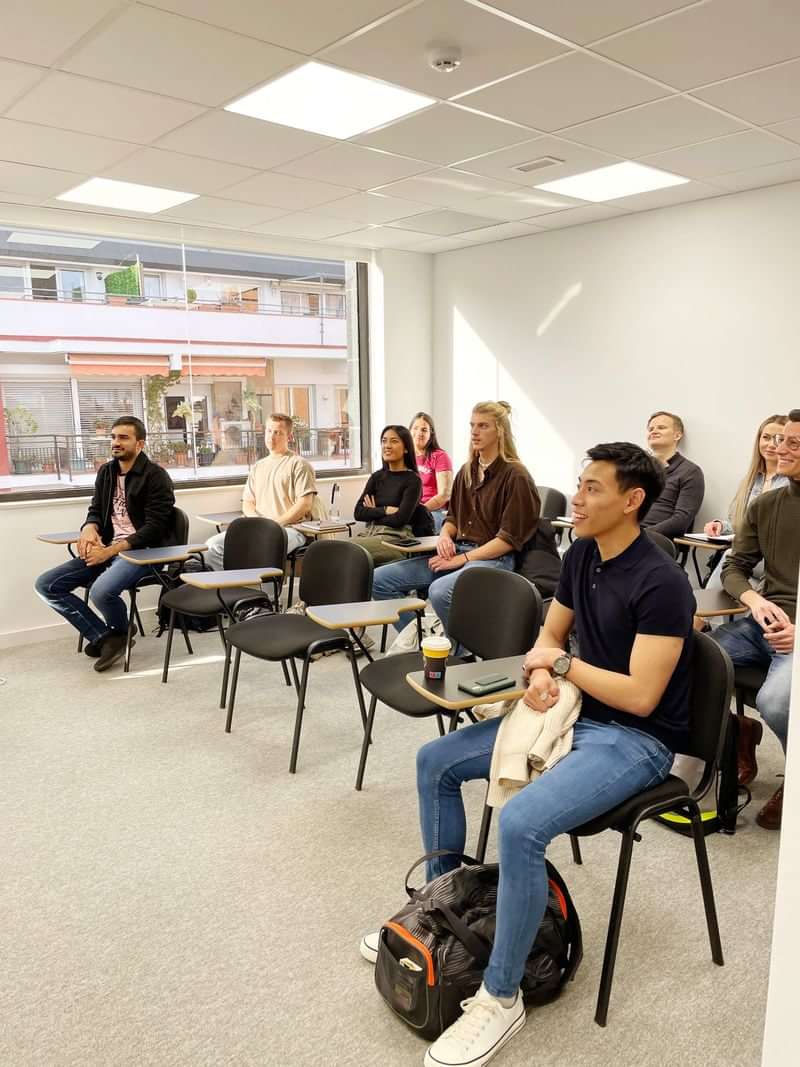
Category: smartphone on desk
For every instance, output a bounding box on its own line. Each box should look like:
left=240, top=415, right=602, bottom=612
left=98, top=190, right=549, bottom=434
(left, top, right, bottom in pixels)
left=457, top=674, right=516, bottom=697
left=392, top=537, right=421, bottom=547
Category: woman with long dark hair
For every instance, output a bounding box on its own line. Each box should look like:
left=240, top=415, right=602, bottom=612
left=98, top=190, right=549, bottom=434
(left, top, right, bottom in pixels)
left=352, top=424, right=423, bottom=567
left=410, top=411, right=453, bottom=533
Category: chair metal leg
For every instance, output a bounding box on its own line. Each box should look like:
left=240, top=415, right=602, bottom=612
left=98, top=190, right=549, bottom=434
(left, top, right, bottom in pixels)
left=570, top=835, right=583, bottom=865
left=133, top=601, right=146, bottom=637
left=216, top=615, right=227, bottom=651
left=346, top=646, right=369, bottom=731
left=688, top=802, right=724, bottom=966
left=355, top=695, right=379, bottom=791
left=735, top=688, right=745, bottom=716
left=123, top=591, right=136, bottom=672
left=447, top=713, right=460, bottom=733
left=77, top=586, right=91, bottom=653
left=288, top=657, right=301, bottom=695
left=288, top=655, right=312, bottom=774
left=436, top=714, right=445, bottom=736
left=225, top=648, right=242, bottom=733
left=280, top=659, right=291, bottom=687
left=380, top=624, right=388, bottom=653
left=180, top=619, right=193, bottom=655
left=287, top=558, right=297, bottom=608
left=161, top=608, right=177, bottom=684
left=219, top=641, right=232, bottom=709
left=475, top=798, right=493, bottom=863
left=594, top=829, right=636, bottom=1027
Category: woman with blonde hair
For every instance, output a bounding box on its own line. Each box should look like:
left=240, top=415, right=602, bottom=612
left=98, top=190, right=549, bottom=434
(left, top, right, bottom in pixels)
left=371, top=401, right=540, bottom=638
left=705, top=414, right=789, bottom=537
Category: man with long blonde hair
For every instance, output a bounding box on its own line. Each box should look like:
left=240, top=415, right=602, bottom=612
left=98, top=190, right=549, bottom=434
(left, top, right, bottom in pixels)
left=371, top=401, right=539, bottom=637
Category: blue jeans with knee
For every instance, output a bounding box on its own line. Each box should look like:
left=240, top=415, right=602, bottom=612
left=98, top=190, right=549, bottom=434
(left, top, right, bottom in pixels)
left=714, top=615, right=794, bottom=752
left=416, top=716, right=673, bottom=999
left=371, top=546, right=515, bottom=635
left=35, top=555, right=144, bottom=644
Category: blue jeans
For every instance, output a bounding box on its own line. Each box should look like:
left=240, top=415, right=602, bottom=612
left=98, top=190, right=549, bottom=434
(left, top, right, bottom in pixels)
left=34, top=555, right=144, bottom=643
left=416, top=716, right=673, bottom=999
left=714, top=616, right=794, bottom=752
left=371, top=547, right=515, bottom=635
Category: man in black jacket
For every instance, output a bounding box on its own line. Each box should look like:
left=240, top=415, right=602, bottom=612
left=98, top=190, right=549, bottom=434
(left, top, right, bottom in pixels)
left=35, top=416, right=175, bottom=672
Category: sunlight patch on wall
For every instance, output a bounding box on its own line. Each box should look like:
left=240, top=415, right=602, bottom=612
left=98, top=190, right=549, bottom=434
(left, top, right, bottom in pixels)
left=536, top=282, right=582, bottom=338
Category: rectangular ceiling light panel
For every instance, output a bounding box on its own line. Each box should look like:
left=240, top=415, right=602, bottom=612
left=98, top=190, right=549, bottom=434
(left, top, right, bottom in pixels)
left=57, top=177, right=198, bottom=213
left=535, top=161, right=688, bottom=201
left=226, top=62, right=435, bottom=139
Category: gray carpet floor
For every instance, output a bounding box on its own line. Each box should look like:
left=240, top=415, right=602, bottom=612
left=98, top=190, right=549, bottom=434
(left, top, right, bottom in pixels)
left=0, top=627, right=780, bottom=1067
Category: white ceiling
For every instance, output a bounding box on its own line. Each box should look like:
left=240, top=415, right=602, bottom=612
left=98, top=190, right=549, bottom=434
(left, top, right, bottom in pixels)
left=0, top=0, right=799, bottom=255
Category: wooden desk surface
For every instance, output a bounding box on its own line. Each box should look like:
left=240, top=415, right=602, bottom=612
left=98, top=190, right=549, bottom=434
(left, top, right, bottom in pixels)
left=675, top=536, right=732, bottom=553
left=694, top=589, right=747, bottom=618
left=550, top=517, right=575, bottom=529
left=307, top=597, right=425, bottom=630
left=196, top=511, right=243, bottom=528
left=381, top=535, right=440, bottom=555
left=293, top=518, right=356, bottom=536
left=406, top=656, right=527, bottom=710
left=181, top=566, right=283, bottom=590
left=118, top=544, right=208, bottom=566
left=37, top=531, right=80, bottom=544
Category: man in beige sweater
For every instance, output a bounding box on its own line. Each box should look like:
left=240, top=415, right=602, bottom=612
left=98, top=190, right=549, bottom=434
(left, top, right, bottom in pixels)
left=715, top=408, right=800, bottom=830
left=205, top=413, right=321, bottom=569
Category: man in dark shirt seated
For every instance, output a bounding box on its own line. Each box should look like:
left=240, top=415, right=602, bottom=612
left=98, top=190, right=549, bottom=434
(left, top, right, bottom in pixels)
left=363, top=442, right=695, bottom=1067
left=370, top=401, right=539, bottom=637
left=642, top=410, right=705, bottom=538
left=34, top=416, right=175, bottom=673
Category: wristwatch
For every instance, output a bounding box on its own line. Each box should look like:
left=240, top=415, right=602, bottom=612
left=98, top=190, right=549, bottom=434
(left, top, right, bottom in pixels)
left=552, top=653, right=573, bottom=678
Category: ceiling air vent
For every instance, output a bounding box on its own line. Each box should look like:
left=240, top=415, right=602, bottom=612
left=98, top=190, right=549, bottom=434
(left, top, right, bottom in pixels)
left=513, top=156, right=564, bottom=174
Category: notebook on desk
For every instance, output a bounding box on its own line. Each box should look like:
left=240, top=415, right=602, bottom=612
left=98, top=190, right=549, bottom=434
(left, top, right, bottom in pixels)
left=683, top=533, right=734, bottom=544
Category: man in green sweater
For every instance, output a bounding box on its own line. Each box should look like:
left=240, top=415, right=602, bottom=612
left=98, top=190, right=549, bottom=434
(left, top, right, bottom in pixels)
left=715, top=409, right=800, bottom=830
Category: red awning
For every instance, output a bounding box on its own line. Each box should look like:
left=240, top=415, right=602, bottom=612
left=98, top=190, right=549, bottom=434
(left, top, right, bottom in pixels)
left=180, top=356, right=268, bottom=377
left=66, top=354, right=267, bottom=377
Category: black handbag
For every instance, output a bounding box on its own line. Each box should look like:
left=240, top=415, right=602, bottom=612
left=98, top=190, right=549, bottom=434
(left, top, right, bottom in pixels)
left=374, top=850, right=582, bottom=1040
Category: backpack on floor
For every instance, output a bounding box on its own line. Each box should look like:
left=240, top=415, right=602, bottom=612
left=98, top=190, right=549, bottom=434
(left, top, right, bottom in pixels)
left=655, top=712, right=751, bottom=837
left=373, top=850, right=582, bottom=1040
left=155, top=558, right=220, bottom=634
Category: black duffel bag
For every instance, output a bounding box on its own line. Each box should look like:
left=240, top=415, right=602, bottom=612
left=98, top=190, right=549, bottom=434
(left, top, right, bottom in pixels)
left=374, top=850, right=582, bottom=1040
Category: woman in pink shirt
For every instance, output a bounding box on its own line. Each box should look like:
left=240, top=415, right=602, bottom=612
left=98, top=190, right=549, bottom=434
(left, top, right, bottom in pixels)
left=410, top=411, right=453, bottom=533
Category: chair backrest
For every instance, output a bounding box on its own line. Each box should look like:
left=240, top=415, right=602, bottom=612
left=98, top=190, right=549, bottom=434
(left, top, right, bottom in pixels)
left=538, top=486, right=568, bottom=520
left=644, top=528, right=677, bottom=559
left=299, top=539, right=374, bottom=607
left=164, top=506, right=189, bottom=546
left=448, top=568, right=542, bottom=660
left=684, top=631, right=734, bottom=794
left=223, top=516, right=288, bottom=573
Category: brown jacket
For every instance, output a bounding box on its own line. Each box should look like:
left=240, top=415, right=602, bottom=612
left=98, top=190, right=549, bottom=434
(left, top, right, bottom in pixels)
left=445, top=456, right=540, bottom=552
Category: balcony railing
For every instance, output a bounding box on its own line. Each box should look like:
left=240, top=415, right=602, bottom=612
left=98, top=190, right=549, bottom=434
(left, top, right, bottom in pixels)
left=0, top=287, right=346, bottom=317
left=5, top=427, right=350, bottom=481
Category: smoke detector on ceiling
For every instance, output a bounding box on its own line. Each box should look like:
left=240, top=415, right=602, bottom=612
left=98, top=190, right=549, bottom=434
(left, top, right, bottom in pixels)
left=427, top=46, right=462, bottom=73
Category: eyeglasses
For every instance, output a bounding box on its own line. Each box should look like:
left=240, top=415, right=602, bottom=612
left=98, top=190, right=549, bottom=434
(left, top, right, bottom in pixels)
left=774, top=434, right=800, bottom=451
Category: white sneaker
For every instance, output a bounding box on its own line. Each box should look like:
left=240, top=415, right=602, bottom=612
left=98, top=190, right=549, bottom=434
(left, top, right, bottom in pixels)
left=359, top=930, right=380, bottom=963
left=424, top=987, right=525, bottom=1067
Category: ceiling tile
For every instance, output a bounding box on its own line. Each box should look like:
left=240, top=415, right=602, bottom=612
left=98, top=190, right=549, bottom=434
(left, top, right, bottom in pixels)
left=594, top=0, right=800, bottom=90
left=324, top=226, right=438, bottom=249
left=0, top=0, right=121, bottom=66
left=376, top=168, right=527, bottom=208
left=145, top=0, right=408, bottom=54
left=469, top=188, right=579, bottom=220
left=321, top=0, right=569, bottom=99
left=0, top=117, right=135, bottom=172
left=767, top=117, right=800, bottom=144
left=533, top=203, right=629, bottom=229
left=457, top=134, right=620, bottom=186
left=276, top=143, right=433, bottom=189
left=355, top=103, right=533, bottom=165
left=6, top=72, right=205, bottom=145
left=562, top=96, right=745, bottom=158
left=486, top=1, right=697, bottom=45
left=711, top=157, right=800, bottom=191
left=640, top=130, right=800, bottom=179
left=0, top=59, right=44, bottom=112
left=0, top=161, right=88, bottom=199
left=692, top=59, right=800, bottom=126
left=251, top=213, right=357, bottom=239
left=101, top=148, right=258, bottom=195
left=312, top=191, right=433, bottom=223
left=458, top=52, right=667, bottom=132
left=412, top=235, right=474, bottom=252
left=0, top=190, right=43, bottom=207
left=154, top=111, right=332, bottom=170
left=610, top=180, right=725, bottom=211
left=61, top=5, right=300, bottom=107
left=453, top=220, right=542, bottom=244
left=389, top=209, right=500, bottom=235
left=220, top=171, right=356, bottom=210
left=159, top=196, right=288, bottom=228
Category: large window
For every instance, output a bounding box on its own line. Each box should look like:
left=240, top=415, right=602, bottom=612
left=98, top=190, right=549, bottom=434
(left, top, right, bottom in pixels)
left=0, top=223, right=367, bottom=498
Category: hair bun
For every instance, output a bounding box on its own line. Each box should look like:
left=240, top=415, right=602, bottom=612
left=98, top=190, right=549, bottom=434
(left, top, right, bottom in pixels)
left=497, top=401, right=512, bottom=415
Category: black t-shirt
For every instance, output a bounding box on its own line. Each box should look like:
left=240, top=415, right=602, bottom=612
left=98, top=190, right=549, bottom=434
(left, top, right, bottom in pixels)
left=555, top=531, right=696, bottom=752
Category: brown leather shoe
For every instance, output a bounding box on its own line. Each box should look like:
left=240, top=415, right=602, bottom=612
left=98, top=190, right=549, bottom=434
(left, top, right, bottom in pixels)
left=756, top=785, right=783, bottom=830
left=736, top=715, right=763, bottom=786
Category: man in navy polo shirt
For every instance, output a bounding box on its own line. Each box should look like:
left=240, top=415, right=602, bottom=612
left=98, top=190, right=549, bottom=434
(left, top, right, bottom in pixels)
left=360, top=442, right=696, bottom=1067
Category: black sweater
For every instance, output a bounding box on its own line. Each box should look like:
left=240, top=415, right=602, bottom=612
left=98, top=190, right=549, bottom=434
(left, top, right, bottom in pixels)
left=354, top=469, right=421, bottom=529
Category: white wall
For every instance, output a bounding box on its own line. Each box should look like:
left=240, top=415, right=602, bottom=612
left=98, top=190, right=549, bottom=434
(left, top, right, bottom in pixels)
left=433, top=181, right=800, bottom=522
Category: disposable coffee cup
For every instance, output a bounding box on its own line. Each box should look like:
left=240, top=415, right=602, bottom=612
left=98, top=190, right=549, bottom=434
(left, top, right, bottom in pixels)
left=422, top=635, right=452, bottom=684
